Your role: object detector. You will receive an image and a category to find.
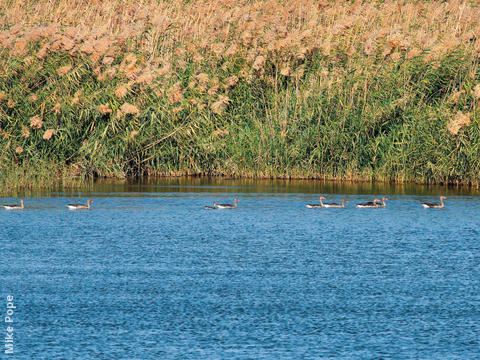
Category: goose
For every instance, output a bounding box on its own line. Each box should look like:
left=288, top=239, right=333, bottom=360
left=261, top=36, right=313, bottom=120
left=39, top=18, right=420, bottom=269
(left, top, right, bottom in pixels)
left=67, top=200, right=93, bottom=210
left=377, top=197, right=389, bottom=208
left=356, top=198, right=381, bottom=208
left=204, top=202, right=217, bottom=210
left=216, top=198, right=239, bottom=209
left=323, top=199, right=349, bottom=208
left=306, top=196, right=326, bottom=208
left=421, top=196, right=446, bottom=209
left=3, top=199, right=24, bottom=210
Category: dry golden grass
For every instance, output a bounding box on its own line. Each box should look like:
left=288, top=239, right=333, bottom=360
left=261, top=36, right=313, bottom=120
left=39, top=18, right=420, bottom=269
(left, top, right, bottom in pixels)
left=130, top=130, right=139, bottom=138
left=213, top=129, right=229, bottom=137
left=2, top=1, right=478, bottom=84
left=167, top=82, right=184, bottom=104
left=43, top=129, right=55, bottom=140
left=29, top=115, right=43, bottom=129
left=211, top=95, right=230, bottom=115
left=72, top=90, right=82, bottom=105
left=21, top=126, right=30, bottom=138
left=56, top=64, right=72, bottom=75
left=474, top=84, right=480, bottom=99
left=114, top=84, right=129, bottom=99
left=52, top=103, right=61, bottom=114
left=120, top=102, right=139, bottom=114
left=448, top=111, right=471, bottom=135
left=98, top=104, right=113, bottom=114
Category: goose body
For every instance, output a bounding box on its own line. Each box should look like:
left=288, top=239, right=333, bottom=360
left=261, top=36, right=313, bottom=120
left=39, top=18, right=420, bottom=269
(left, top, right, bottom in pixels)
left=323, top=199, right=349, bottom=208
left=306, top=196, right=326, bottom=208
left=3, top=199, right=24, bottom=210
left=421, top=196, right=446, bottom=208
left=204, top=202, right=217, bottom=210
left=216, top=198, right=239, bottom=209
left=356, top=198, right=381, bottom=208
left=67, top=200, right=93, bottom=210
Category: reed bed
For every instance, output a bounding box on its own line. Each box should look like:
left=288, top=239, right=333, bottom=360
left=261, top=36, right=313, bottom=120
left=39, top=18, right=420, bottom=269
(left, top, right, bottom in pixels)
left=0, top=0, right=480, bottom=186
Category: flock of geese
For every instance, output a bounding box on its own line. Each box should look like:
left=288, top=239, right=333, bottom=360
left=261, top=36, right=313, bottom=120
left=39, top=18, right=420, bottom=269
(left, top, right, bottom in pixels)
left=2, top=199, right=94, bottom=210
left=203, top=196, right=448, bottom=209
left=2, top=196, right=448, bottom=211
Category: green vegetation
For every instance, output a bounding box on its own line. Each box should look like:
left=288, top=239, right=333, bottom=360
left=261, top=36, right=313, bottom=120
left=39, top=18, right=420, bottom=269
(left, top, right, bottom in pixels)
left=0, top=0, right=480, bottom=187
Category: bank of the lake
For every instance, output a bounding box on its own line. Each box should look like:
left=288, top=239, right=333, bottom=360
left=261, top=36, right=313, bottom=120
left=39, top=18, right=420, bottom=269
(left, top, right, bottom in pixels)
left=1, top=1, right=480, bottom=186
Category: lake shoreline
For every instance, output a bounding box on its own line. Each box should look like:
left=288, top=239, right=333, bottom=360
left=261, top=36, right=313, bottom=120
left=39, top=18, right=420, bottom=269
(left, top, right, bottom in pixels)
left=2, top=1, right=480, bottom=191
left=2, top=171, right=480, bottom=194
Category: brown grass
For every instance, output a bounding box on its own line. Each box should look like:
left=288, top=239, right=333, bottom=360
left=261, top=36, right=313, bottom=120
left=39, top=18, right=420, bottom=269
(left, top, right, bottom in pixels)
left=474, top=84, right=480, bottom=99
left=56, top=64, right=72, bottom=75
left=120, top=102, right=139, bottom=115
left=448, top=111, right=471, bottom=135
left=98, top=104, right=112, bottom=114
left=21, top=126, right=30, bottom=138
left=43, top=129, right=55, bottom=140
left=2, top=0, right=477, bottom=92
left=29, top=115, right=43, bottom=129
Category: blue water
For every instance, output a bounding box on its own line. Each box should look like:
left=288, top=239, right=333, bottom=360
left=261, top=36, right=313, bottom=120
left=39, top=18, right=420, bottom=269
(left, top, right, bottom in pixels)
left=1, top=180, right=480, bottom=359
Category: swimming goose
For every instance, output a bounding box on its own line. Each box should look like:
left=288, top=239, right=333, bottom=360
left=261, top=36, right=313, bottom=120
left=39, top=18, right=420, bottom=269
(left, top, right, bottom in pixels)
left=216, top=198, right=239, bottom=209
left=67, top=200, right=93, bottom=210
left=323, top=199, right=349, bottom=208
left=356, top=198, right=381, bottom=208
left=377, top=197, right=389, bottom=208
left=204, top=202, right=217, bottom=210
left=421, top=196, right=446, bottom=208
left=306, top=196, right=326, bottom=208
left=3, top=199, right=24, bottom=210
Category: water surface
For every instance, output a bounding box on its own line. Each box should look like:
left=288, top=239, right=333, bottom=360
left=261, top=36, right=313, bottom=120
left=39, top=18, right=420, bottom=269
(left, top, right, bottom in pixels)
left=2, top=179, right=479, bottom=359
